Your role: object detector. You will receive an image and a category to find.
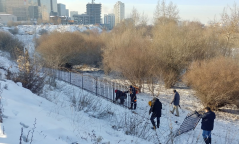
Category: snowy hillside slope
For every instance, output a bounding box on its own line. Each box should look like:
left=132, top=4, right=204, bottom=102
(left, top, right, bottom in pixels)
left=0, top=79, right=154, bottom=144
left=0, top=75, right=239, bottom=144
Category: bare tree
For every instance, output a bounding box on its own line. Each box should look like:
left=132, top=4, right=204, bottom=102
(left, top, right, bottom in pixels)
left=220, top=3, right=239, bottom=55
left=154, top=0, right=180, bottom=25
left=130, top=7, right=140, bottom=25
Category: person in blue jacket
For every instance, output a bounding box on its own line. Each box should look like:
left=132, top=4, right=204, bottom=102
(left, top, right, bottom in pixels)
left=200, top=107, right=216, bottom=144
left=170, top=90, right=180, bottom=117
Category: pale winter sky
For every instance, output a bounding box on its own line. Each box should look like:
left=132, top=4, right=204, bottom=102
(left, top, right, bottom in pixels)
left=57, top=0, right=237, bottom=24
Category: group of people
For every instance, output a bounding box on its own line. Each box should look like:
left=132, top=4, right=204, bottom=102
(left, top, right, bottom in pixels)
left=115, top=87, right=216, bottom=144
left=149, top=90, right=216, bottom=144
left=114, top=85, right=137, bottom=109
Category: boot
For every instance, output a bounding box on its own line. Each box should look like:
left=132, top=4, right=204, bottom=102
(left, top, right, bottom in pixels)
left=209, top=138, right=211, bottom=144
left=204, top=138, right=209, bottom=144
left=157, top=121, right=160, bottom=128
left=151, top=126, right=156, bottom=130
left=134, top=103, right=137, bottom=110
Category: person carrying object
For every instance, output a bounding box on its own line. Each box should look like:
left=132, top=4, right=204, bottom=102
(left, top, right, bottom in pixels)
left=198, top=107, right=216, bottom=144
left=149, top=97, right=162, bottom=130
left=170, top=90, right=180, bottom=117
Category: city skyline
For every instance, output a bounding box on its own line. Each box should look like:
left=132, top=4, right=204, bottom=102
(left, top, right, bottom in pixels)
left=58, top=0, right=237, bottom=24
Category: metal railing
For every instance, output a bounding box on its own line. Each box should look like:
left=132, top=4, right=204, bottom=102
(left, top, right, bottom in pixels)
left=42, top=68, right=131, bottom=109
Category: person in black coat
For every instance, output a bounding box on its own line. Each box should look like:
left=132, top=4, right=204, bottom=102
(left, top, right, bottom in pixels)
left=126, top=85, right=137, bottom=110
left=115, top=90, right=127, bottom=104
left=200, top=107, right=216, bottom=144
left=130, top=85, right=137, bottom=109
left=149, top=98, right=162, bottom=130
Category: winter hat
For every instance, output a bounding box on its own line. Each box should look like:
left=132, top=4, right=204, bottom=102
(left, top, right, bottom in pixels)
left=148, top=101, right=152, bottom=106
left=130, top=85, right=133, bottom=88
left=115, top=90, right=118, bottom=93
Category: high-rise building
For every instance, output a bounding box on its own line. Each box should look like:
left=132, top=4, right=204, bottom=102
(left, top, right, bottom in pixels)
left=57, top=3, right=66, bottom=16
left=86, top=1, right=101, bottom=24
left=70, top=11, right=78, bottom=20
left=5, top=0, right=29, bottom=21
left=65, top=9, right=69, bottom=17
left=0, top=0, right=6, bottom=12
left=114, top=1, right=125, bottom=26
left=73, top=14, right=90, bottom=25
left=104, top=14, right=115, bottom=30
left=50, top=0, right=58, bottom=16
left=28, top=6, right=40, bottom=20
left=3, top=0, right=58, bottom=21
left=50, top=0, right=57, bottom=13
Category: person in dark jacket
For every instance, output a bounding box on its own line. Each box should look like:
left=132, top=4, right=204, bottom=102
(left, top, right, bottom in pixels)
left=126, top=85, right=137, bottom=110
left=200, top=107, right=216, bottom=144
left=115, top=90, right=127, bottom=104
left=149, top=97, right=162, bottom=130
left=170, top=90, right=180, bottom=116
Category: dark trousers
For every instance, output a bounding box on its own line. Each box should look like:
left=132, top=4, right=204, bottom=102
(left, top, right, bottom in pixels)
left=150, top=115, right=160, bottom=128
left=130, top=101, right=137, bottom=109
left=202, top=130, right=212, bottom=144
left=120, top=98, right=125, bottom=104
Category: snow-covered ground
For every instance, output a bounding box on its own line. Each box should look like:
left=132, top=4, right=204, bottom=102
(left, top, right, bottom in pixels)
left=0, top=75, right=239, bottom=144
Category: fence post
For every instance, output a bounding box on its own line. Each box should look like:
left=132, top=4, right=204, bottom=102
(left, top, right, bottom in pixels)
left=70, top=72, right=71, bottom=84
left=82, top=74, right=83, bottom=88
left=143, top=80, right=144, bottom=93
left=96, top=78, right=98, bottom=96
left=113, top=82, right=115, bottom=102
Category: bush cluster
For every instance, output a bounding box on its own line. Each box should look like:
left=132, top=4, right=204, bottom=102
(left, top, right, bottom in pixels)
left=0, top=31, right=24, bottom=59
left=183, top=57, right=239, bottom=110
left=7, top=50, right=45, bottom=94
left=36, top=31, right=104, bottom=68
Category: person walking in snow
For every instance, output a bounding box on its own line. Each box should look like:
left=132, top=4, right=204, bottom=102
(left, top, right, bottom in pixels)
left=170, top=90, right=180, bottom=117
left=126, top=85, right=137, bottom=110
left=200, top=107, right=216, bottom=144
left=149, top=97, right=162, bottom=130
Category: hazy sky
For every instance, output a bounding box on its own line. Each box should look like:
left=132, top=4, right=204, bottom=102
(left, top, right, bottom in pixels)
left=57, top=0, right=237, bottom=24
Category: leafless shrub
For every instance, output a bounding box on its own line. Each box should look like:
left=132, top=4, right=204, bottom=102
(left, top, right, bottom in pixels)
left=183, top=57, right=239, bottom=110
left=77, top=94, right=91, bottom=111
left=103, top=26, right=155, bottom=91
left=0, top=31, right=24, bottom=59
left=7, top=49, right=45, bottom=94
left=152, top=20, right=227, bottom=88
left=36, top=31, right=104, bottom=68
left=105, top=2, right=227, bottom=89
left=8, top=27, right=19, bottom=35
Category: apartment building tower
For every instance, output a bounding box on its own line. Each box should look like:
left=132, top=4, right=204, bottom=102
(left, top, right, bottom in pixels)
left=114, top=1, right=125, bottom=26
